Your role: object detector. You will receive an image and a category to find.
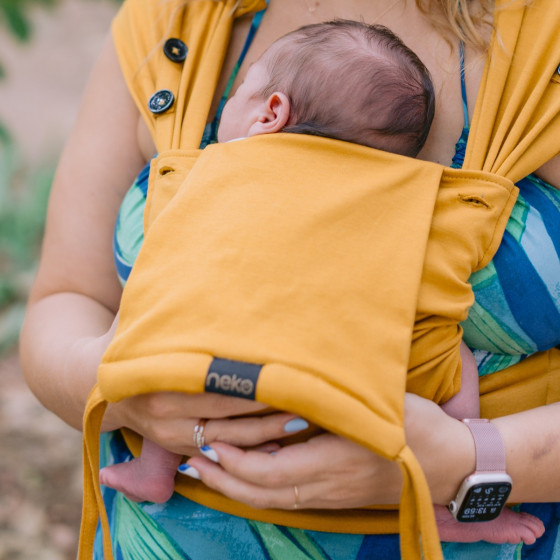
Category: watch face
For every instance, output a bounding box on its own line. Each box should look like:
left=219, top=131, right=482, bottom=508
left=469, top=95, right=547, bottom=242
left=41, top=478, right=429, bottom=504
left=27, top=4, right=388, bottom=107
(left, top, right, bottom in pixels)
left=455, top=481, right=512, bottom=522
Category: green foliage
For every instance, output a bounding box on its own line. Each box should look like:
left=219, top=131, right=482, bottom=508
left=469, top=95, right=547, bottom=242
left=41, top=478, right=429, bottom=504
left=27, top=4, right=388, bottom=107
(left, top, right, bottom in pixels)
left=0, top=0, right=56, bottom=350
left=0, top=0, right=122, bottom=352
left=0, top=126, right=53, bottom=353
left=0, top=0, right=57, bottom=77
left=0, top=0, right=121, bottom=76
left=0, top=0, right=56, bottom=42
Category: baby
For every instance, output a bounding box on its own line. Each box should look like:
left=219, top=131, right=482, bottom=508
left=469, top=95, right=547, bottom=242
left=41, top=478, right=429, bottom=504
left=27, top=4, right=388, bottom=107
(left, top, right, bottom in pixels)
left=99, top=19, right=544, bottom=545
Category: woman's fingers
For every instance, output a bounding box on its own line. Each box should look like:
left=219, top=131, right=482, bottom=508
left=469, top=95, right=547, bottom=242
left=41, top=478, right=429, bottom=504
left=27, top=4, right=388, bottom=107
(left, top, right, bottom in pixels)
left=186, top=434, right=404, bottom=509
left=209, top=435, right=377, bottom=487
left=203, top=439, right=327, bottom=487
left=157, top=413, right=310, bottom=455
left=115, top=391, right=312, bottom=455
left=183, top=444, right=351, bottom=510
left=113, top=391, right=269, bottom=445
left=179, top=455, right=301, bottom=510
left=203, top=414, right=310, bottom=447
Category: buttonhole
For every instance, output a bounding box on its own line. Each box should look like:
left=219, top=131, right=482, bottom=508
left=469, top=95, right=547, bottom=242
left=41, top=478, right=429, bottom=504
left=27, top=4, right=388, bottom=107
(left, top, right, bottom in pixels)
left=458, top=194, right=490, bottom=209
left=159, top=166, right=175, bottom=175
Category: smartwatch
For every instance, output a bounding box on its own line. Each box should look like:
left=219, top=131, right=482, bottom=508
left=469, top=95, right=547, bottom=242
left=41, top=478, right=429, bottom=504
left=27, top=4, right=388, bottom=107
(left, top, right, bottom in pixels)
left=448, top=418, right=512, bottom=523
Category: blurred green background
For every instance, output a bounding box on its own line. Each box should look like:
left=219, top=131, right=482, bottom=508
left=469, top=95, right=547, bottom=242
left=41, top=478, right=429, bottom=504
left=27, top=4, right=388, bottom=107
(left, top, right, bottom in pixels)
left=0, top=0, right=54, bottom=354
left=0, top=119, right=52, bottom=354
left=0, top=4, right=118, bottom=558
left=0, top=0, right=117, bottom=355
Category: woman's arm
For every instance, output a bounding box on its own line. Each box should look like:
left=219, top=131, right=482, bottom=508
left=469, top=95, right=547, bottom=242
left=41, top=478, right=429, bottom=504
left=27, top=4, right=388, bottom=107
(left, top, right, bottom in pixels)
left=492, top=403, right=560, bottom=503
left=183, top=394, right=560, bottom=509
left=409, top=398, right=560, bottom=505
left=20, top=34, right=144, bottom=429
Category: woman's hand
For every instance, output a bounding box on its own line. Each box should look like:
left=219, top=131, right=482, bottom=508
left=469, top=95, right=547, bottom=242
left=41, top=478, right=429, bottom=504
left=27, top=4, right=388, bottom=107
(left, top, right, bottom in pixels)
left=184, top=432, right=403, bottom=510
left=182, top=394, right=474, bottom=510
left=107, top=392, right=313, bottom=457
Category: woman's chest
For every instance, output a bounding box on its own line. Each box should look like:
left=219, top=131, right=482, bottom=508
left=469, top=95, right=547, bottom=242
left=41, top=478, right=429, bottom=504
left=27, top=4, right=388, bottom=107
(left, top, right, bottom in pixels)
left=137, top=0, right=485, bottom=167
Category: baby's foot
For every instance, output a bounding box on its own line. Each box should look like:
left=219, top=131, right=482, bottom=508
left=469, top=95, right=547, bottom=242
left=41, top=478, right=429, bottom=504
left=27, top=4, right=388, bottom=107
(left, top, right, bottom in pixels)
left=435, top=504, right=545, bottom=545
left=99, top=455, right=180, bottom=503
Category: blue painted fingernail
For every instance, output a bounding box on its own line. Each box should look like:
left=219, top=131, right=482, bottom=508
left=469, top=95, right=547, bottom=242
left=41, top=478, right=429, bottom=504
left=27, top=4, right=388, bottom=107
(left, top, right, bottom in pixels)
left=284, top=418, right=309, bottom=433
left=177, top=464, right=201, bottom=479
left=200, top=445, right=219, bottom=463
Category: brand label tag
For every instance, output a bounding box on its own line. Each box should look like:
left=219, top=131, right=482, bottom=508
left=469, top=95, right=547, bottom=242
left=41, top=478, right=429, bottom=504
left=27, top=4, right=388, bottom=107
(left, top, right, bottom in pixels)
left=204, top=357, right=262, bottom=400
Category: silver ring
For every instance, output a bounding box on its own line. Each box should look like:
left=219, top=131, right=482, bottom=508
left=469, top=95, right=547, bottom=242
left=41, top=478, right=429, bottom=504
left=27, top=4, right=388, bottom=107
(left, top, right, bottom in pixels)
left=293, top=485, right=300, bottom=510
left=193, top=419, right=208, bottom=449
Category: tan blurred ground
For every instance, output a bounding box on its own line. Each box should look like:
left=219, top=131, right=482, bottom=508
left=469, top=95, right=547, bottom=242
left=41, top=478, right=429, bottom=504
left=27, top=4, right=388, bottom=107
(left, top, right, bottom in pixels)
left=0, top=1, right=118, bottom=558
left=0, top=352, right=84, bottom=560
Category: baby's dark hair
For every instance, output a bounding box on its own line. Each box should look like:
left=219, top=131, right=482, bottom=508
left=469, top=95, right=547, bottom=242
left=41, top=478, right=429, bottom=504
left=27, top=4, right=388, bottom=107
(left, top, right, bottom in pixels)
left=259, top=19, right=435, bottom=157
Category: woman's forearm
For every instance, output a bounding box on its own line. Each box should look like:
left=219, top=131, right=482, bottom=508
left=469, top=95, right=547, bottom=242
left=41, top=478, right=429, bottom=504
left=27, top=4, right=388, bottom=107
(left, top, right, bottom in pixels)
left=403, top=394, right=475, bottom=504
left=404, top=394, right=560, bottom=505
left=20, top=292, right=116, bottom=430
left=493, top=403, right=560, bottom=503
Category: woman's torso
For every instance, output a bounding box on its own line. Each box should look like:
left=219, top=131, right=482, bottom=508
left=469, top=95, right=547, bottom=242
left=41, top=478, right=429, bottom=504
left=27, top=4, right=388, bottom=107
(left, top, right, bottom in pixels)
left=103, top=2, right=560, bottom=558
left=121, top=0, right=560, bottom=377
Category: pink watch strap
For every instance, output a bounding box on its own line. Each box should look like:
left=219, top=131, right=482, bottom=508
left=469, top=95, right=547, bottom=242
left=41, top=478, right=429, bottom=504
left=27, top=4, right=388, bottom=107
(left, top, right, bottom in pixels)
left=461, top=418, right=507, bottom=473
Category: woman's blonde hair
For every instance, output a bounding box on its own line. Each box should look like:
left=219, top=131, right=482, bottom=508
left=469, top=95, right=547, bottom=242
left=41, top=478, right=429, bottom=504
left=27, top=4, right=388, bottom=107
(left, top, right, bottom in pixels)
left=415, top=0, right=494, bottom=50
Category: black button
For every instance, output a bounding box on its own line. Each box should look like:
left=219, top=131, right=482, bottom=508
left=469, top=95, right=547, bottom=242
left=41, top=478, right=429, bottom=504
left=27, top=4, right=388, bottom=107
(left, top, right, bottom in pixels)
left=557, top=63, right=560, bottom=76
left=148, top=89, right=175, bottom=114
left=163, top=38, right=188, bottom=63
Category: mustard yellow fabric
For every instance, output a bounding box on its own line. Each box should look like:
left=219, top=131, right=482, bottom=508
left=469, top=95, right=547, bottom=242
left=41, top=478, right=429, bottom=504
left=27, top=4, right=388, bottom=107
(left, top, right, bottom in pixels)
left=84, top=134, right=515, bottom=560
left=78, top=0, right=560, bottom=559
left=112, top=0, right=267, bottom=153
left=463, top=0, right=560, bottom=181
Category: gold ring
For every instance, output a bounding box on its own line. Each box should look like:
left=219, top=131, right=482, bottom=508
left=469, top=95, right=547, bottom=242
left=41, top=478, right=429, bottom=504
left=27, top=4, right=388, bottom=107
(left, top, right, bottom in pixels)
left=293, top=485, right=300, bottom=510
left=193, top=419, right=208, bottom=449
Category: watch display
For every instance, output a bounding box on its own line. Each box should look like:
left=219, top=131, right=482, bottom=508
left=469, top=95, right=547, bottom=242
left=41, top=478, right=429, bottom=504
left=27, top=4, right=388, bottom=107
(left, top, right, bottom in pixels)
left=449, top=472, right=512, bottom=522
left=448, top=419, right=512, bottom=523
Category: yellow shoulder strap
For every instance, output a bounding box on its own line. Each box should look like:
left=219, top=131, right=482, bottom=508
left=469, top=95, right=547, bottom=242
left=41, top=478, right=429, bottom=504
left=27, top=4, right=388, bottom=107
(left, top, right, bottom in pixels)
left=112, top=0, right=266, bottom=152
left=464, top=0, right=560, bottom=181
left=113, top=0, right=268, bottom=233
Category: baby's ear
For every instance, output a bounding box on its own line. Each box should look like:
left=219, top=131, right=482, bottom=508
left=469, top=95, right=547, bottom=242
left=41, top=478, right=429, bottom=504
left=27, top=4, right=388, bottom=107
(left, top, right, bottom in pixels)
left=248, top=92, right=291, bottom=136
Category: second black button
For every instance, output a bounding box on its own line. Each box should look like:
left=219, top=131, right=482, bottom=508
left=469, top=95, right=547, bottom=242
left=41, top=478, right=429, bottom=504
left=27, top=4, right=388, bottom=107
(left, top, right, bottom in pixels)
left=148, top=89, right=175, bottom=114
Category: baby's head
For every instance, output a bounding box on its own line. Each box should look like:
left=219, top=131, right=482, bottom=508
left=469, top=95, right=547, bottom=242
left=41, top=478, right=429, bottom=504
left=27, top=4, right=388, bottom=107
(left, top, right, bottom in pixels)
left=218, top=19, right=435, bottom=158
